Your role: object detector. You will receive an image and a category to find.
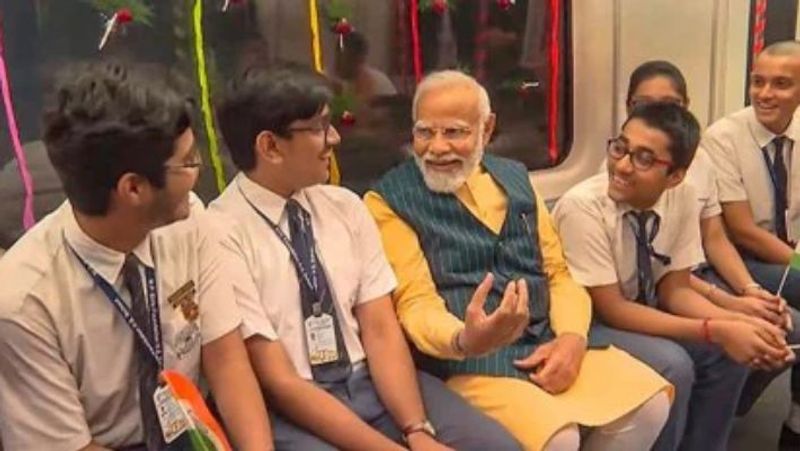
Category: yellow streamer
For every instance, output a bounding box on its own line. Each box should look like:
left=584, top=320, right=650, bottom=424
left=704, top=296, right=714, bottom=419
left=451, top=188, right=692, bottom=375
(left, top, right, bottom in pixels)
left=308, top=0, right=323, bottom=72
left=193, top=0, right=226, bottom=193
left=308, top=0, right=341, bottom=185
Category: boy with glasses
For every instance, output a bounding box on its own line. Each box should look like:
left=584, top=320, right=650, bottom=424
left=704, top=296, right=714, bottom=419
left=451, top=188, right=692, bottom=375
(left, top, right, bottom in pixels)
left=208, top=66, right=520, bottom=451
left=0, top=62, right=272, bottom=451
left=553, top=102, right=791, bottom=451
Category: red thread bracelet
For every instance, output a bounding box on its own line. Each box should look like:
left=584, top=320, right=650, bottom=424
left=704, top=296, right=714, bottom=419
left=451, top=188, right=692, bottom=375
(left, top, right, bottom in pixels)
left=701, top=319, right=712, bottom=343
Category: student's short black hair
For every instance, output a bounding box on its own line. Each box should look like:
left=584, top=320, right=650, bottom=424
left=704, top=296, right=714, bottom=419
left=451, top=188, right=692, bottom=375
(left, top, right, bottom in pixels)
left=626, top=60, right=688, bottom=106
left=343, top=31, right=369, bottom=60
left=623, top=102, right=700, bottom=172
left=216, top=65, right=333, bottom=172
left=43, top=61, right=192, bottom=216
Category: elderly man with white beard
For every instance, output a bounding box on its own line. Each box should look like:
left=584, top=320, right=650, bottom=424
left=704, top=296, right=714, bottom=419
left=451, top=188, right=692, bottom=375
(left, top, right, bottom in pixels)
left=364, top=70, right=673, bottom=451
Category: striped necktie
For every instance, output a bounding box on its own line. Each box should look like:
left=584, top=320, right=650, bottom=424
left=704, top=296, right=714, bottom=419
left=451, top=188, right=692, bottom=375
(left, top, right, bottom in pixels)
left=625, top=211, right=671, bottom=306
left=286, top=199, right=352, bottom=382
left=122, top=254, right=165, bottom=450
left=762, top=136, right=790, bottom=243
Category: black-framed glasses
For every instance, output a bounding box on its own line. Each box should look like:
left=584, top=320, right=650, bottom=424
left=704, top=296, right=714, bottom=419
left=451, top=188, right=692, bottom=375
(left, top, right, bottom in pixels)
left=287, top=117, right=332, bottom=137
left=606, top=137, right=672, bottom=171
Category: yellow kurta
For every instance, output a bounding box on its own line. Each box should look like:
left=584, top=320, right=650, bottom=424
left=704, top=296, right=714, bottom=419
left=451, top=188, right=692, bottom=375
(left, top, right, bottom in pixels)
left=364, top=167, right=672, bottom=451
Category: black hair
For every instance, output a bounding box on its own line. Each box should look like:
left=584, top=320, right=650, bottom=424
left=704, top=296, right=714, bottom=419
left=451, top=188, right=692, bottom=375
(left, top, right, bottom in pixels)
left=343, top=31, right=369, bottom=60
left=43, top=61, right=192, bottom=216
left=626, top=60, right=688, bottom=107
left=623, top=102, right=700, bottom=172
left=216, top=64, right=333, bottom=172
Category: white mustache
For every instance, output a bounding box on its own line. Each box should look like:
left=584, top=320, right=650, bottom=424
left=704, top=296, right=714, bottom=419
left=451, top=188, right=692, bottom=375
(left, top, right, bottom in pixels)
left=423, top=154, right=466, bottom=164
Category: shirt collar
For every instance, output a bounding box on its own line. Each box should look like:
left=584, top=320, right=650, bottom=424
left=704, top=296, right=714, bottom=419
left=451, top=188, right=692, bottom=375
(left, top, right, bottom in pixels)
left=749, top=107, right=800, bottom=148
left=235, top=172, right=313, bottom=223
left=613, top=188, right=669, bottom=221
left=63, top=206, right=155, bottom=283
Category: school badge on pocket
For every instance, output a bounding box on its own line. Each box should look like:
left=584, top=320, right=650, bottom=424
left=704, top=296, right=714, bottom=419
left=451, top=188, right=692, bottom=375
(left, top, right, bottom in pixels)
left=155, top=370, right=232, bottom=451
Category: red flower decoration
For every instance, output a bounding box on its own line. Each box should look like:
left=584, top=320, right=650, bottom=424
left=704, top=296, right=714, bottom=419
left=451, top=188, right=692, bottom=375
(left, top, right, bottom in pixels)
left=334, top=18, right=354, bottom=35
left=431, top=0, right=448, bottom=15
left=116, top=8, right=134, bottom=24
left=340, top=111, right=356, bottom=127
left=497, top=0, right=514, bottom=11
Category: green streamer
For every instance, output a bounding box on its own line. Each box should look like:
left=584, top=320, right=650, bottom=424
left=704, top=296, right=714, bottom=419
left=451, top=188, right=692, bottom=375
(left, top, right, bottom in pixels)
left=192, top=0, right=226, bottom=193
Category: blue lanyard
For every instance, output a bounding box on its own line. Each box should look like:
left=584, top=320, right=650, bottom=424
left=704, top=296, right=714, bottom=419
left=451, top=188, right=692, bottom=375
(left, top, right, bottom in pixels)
left=69, top=244, right=164, bottom=368
left=237, top=184, right=326, bottom=305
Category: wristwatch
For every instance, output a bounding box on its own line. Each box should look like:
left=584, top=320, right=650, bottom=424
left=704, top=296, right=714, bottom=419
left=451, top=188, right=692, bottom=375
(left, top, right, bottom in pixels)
left=402, top=419, right=437, bottom=442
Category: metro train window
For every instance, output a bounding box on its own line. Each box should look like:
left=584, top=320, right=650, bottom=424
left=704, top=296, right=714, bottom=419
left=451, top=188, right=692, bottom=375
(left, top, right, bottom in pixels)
left=0, top=0, right=571, bottom=201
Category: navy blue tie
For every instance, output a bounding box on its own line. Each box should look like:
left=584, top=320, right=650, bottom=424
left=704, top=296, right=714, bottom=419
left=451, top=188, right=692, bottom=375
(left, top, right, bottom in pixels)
left=625, top=211, right=671, bottom=307
left=122, top=255, right=165, bottom=451
left=762, top=136, right=789, bottom=243
left=286, top=199, right=351, bottom=382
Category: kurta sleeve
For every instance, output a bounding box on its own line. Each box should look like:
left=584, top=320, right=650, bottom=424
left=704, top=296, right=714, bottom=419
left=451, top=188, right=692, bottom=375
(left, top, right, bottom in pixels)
left=364, top=191, right=466, bottom=360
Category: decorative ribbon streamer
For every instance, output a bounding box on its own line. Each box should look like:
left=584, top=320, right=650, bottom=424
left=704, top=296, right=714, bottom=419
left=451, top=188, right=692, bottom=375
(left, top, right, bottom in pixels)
left=307, top=0, right=341, bottom=185
left=308, top=0, right=324, bottom=73
left=192, top=0, right=226, bottom=193
left=474, top=0, right=489, bottom=82
left=396, top=0, right=409, bottom=92
left=547, top=0, right=561, bottom=164
left=751, top=0, right=767, bottom=64
left=410, top=0, right=423, bottom=83
left=0, top=23, right=35, bottom=229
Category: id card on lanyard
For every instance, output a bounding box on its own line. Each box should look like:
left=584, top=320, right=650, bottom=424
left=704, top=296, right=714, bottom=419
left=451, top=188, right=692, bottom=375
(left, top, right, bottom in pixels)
left=237, top=185, right=341, bottom=366
left=68, top=243, right=164, bottom=368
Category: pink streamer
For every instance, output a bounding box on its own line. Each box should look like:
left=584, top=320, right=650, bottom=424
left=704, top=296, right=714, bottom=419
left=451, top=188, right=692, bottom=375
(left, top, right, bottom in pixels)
left=0, top=27, right=35, bottom=229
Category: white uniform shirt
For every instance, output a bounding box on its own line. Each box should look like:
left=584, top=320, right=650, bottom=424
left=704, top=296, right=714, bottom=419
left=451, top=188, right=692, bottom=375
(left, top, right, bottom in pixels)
left=684, top=147, right=723, bottom=220
left=552, top=173, right=705, bottom=301
left=208, top=173, right=397, bottom=380
left=702, top=106, right=800, bottom=240
left=0, top=202, right=241, bottom=450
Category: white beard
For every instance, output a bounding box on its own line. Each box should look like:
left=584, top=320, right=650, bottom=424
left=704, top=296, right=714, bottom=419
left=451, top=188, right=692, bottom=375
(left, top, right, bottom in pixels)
left=414, top=142, right=485, bottom=193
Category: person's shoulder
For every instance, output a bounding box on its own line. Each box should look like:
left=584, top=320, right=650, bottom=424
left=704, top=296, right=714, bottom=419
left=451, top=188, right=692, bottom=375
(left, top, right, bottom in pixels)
left=559, top=173, right=608, bottom=205
left=0, top=203, right=71, bottom=319
left=552, top=174, right=609, bottom=220
left=307, top=184, right=363, bottom=208
left=208, top=178, right=244, bottom=211
left=705, top=106, right=752, bottom=137
left=663, top=180, right=700, bottom=218
left=306, top=184, right=374, bottom=229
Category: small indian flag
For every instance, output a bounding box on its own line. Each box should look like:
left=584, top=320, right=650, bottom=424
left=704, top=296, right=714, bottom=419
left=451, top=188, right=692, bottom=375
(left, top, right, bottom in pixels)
left=158, top=370, right=233, bottom=451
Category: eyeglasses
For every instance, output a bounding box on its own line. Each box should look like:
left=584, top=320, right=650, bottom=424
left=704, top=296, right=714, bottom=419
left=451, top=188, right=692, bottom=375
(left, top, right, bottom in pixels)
left=412, top=125, right=473, bottom=143
left=606, top=138, right=672, bottom=171
left=287, top=117, right=332, bottom=137
left=164, top=149, right=204, bottom=171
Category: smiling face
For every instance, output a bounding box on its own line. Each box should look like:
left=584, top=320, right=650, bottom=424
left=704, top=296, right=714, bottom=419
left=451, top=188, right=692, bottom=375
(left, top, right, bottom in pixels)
left=147, top=128, right=201, bottom=226
left=412, top=83, right=495, bottom=193
left=272, top=105, right=341, bottom=191
left=606, top=118, right=686, bottom=209
left=749, top=52, right=800, bottom=134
